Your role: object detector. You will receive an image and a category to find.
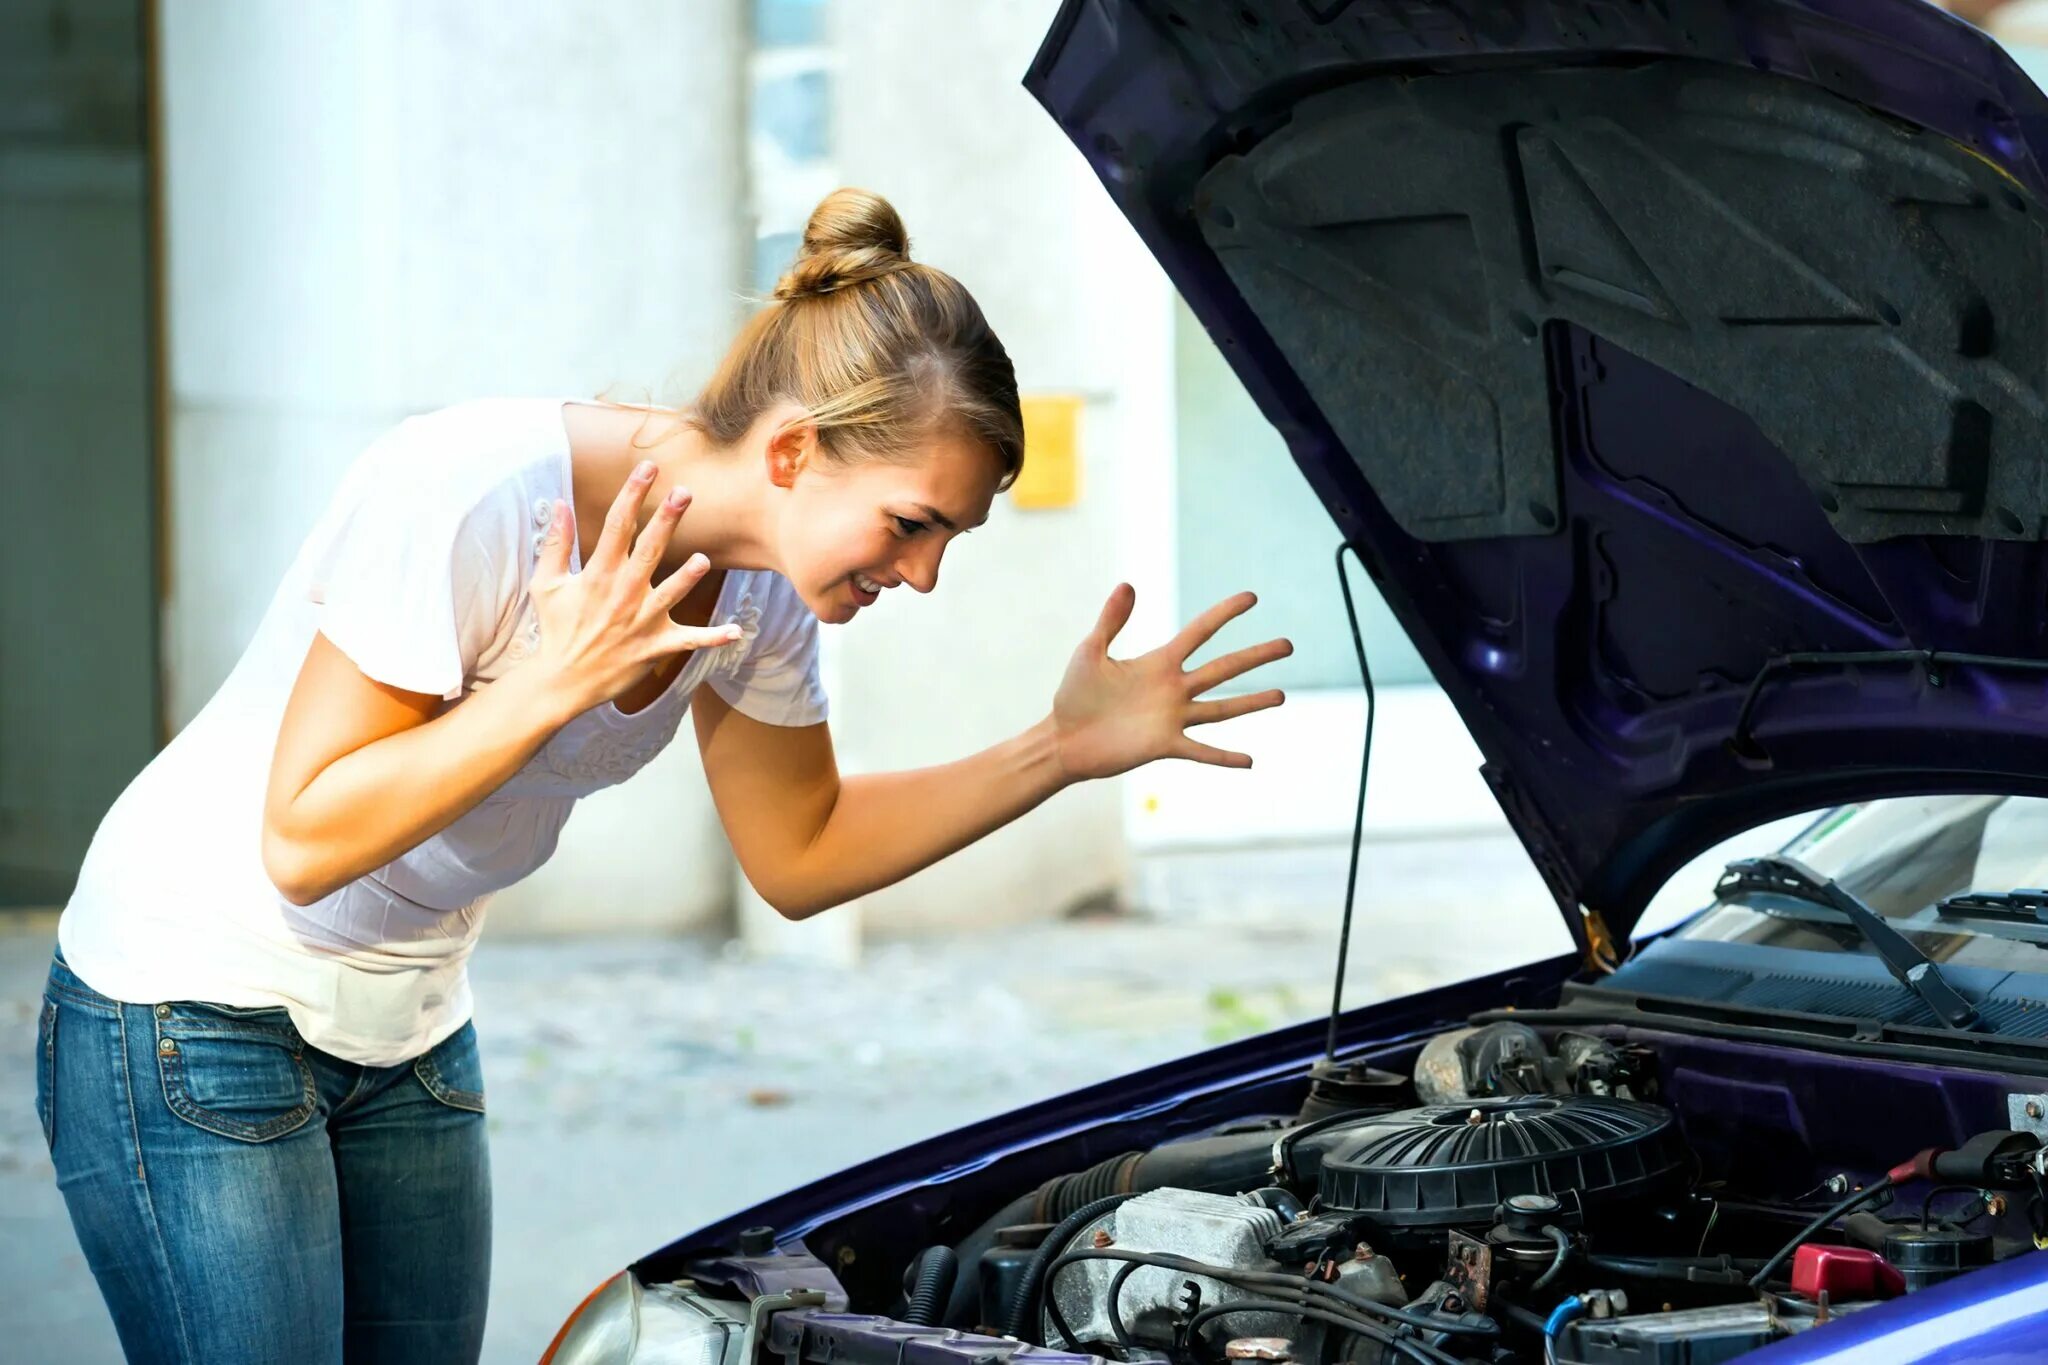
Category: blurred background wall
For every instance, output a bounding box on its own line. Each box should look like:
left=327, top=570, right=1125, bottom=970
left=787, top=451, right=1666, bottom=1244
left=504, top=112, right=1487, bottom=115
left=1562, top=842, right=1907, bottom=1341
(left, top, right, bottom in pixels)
left=1, top=0, right=159, bottom=907
left=154, top=1, right=750, bottom=934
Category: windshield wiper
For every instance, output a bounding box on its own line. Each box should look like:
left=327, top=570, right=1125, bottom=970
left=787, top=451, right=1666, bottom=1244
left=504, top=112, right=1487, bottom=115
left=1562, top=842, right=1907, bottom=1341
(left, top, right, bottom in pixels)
left=1716, top=856, right=1980, bottom=1030
left=1939, top=889, right=2048, bottom=925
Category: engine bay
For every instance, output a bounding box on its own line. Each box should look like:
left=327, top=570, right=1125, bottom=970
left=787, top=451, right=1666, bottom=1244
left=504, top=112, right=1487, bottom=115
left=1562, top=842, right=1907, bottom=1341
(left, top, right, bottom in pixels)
left=652, top=1019, right=2048, bottom=1365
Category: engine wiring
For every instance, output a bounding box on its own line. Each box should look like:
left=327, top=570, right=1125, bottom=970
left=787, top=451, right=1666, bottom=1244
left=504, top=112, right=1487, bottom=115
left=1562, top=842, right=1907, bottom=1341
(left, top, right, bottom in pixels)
left=1746, top=1176, right=1897, bottom=1290
left=1920, top=1183, right=1988, bottom=1230
left=1184, top=1299, right=1462, bottom=1365
left=1037, top=1244, right=1502, bottom=1361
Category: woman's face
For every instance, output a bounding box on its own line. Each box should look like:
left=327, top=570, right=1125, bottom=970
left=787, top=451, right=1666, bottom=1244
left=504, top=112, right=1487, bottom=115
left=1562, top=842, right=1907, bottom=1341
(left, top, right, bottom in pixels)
left=771, top=427, right=1003, bottom=625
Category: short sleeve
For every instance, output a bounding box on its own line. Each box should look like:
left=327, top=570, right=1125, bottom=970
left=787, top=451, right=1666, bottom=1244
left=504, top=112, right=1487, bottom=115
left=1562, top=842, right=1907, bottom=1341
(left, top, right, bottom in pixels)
left=303, top=461, right=519, bottom=702
left=706, top=574, right=830, bottom=727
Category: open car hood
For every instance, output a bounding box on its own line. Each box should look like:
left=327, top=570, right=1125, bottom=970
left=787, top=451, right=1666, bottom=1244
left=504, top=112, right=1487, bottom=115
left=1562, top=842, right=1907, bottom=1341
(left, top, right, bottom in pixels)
left=1028, top=0, right=2048, bottom=951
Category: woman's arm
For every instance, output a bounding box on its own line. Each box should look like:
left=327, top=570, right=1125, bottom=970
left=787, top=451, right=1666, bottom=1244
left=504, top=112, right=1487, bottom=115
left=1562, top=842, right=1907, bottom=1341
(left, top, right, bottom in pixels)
left=691, top=693, right=1066, bottom=918
left=264, top=469, right=735, bottom=905
left=263, top=639, right=591, bottom=905
left=695, top=584, right=1289, bottom=919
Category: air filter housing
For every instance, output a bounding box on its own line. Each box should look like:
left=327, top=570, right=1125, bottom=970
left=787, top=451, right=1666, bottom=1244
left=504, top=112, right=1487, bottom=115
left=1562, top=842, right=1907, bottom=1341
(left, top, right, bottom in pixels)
left=1317, top=1096, right=1685, bottom=1227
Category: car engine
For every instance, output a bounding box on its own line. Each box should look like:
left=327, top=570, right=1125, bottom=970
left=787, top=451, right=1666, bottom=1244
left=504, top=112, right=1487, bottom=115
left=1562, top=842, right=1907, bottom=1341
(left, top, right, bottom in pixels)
left=615, top=1021, right=2048, bottom=1365
left=852, top=1023, right=2046, bottom=1365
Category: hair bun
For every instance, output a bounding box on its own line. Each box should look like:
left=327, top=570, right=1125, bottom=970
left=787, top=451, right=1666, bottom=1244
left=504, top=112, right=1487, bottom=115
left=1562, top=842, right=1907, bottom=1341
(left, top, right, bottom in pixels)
left=773, top=187, right=912, bottom=301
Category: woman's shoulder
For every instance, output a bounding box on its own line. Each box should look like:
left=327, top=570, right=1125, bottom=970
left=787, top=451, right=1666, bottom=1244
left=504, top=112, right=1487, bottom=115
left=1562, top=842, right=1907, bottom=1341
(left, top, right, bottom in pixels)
left=350, top=397, right=572, bottom=526
left=720, top=569, right=821, bottom=667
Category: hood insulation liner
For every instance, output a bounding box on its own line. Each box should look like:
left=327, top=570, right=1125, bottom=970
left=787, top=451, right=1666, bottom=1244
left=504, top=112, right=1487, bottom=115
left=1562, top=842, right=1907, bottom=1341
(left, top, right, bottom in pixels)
left=1196, top=59, right=2047, bottom=546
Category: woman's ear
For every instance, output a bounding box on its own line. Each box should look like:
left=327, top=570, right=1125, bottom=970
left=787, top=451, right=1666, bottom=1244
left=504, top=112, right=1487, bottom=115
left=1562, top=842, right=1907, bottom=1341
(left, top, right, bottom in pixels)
left=765, top=418, right=820, bottom=489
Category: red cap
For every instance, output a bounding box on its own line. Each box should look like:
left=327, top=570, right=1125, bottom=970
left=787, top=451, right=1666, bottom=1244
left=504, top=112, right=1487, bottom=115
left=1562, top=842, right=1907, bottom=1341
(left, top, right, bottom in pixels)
left=1887, top=1149, right=1944, bottom=1184
left=1790, top=1244, right=1907, bottom=1301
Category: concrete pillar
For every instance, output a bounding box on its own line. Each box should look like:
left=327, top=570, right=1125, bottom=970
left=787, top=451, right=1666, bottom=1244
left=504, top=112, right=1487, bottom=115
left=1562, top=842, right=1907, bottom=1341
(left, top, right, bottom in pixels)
left=157, top=0, right=748, bottom=934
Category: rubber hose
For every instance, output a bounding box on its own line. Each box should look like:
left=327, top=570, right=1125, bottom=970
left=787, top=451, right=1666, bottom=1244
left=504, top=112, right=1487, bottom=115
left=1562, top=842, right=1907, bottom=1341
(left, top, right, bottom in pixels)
left=904, top=1246, right=958, bottom=1326
left=1249, top=1186, right=1307, bottom=1222
left=1036, top=1128, right=1317, bottom=1223
left=1001, top=1192, right=1137, bottom=1340
left=1530, top=1225, right=1572, bottom=1292
left=1035, top=1153, right=1143, bottom=1220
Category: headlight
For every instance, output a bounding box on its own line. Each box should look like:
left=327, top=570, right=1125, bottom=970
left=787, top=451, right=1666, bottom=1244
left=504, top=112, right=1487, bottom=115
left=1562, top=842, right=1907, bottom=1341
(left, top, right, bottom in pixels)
left=541, top=1274, right=750, bottom=1365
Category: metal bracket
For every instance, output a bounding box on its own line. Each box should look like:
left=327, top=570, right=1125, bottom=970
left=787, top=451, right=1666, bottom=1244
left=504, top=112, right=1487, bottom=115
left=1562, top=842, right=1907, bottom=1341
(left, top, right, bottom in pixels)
left=2009, top=1093, right=2048, bottom=1141
left=1444, top=1230, right=1493, bottom=1312
left=1580, top=907, right=1621, bottom=974
left=747, top=1289, right=830, bottom=1365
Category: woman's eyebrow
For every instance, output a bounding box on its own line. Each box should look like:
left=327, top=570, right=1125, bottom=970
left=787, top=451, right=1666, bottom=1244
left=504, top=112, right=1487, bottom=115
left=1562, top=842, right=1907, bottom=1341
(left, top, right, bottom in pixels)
left=912, top=503, right=986, bottom=532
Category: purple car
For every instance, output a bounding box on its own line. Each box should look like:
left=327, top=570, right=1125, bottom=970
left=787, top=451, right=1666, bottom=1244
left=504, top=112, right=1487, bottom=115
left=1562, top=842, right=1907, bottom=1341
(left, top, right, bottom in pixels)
left=544, top=2, right=2048, bottom=1360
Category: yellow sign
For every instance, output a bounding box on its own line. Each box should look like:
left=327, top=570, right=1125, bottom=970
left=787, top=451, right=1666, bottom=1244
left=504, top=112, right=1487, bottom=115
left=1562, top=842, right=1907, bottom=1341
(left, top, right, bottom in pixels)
left=1011, top=394, right=1083, bottom=510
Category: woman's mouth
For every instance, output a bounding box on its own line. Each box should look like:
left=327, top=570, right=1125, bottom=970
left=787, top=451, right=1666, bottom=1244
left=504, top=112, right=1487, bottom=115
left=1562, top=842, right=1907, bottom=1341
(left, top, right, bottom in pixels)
left=851, top=572, right=886, bottom=606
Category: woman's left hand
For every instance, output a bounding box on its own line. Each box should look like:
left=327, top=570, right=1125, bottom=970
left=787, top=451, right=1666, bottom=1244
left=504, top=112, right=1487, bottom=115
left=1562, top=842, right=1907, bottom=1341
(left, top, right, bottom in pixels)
left=1049, top=584, right=1292, bottom=783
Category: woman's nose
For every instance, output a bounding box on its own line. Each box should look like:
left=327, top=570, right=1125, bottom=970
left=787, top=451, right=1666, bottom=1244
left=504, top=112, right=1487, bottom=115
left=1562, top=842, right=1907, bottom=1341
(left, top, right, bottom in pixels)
left=897, top=542, right=943, bottom=594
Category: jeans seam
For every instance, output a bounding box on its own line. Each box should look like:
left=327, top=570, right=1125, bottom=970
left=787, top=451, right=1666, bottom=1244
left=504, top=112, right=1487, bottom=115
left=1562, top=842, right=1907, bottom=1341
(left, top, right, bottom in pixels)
left=43, top=977, right=116, bottom=1015
left=120, top=1005, right=196, bottom=1361
left=37, top=1000, right=56, bottom=1148
left=334, top=1062, right=372, bottom=1116
left=153, top=1017, right=297, bottom=1041
left=413, top=1047, right=485, bottom=1114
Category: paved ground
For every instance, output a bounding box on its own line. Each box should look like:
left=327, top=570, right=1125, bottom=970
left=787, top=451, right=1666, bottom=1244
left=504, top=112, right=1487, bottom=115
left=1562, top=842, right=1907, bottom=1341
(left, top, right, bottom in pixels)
left=0, top=834, right=1565, bottom=1363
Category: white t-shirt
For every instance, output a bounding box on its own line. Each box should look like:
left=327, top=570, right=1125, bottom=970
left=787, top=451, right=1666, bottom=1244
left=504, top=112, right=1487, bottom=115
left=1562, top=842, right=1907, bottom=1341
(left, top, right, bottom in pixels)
left=58, top=397, right=828, bottom=1066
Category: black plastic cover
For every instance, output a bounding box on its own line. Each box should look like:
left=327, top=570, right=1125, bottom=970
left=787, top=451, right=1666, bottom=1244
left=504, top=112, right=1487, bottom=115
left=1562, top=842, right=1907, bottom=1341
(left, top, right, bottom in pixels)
left=1317, top=1096, right=1685, bottom=1226
left=1557, top=1299, right=1874, bottom=1364
left=1556, top=1304, right=1775, bottom=1365
left=1883, top=1227, right=1994, bottom=1293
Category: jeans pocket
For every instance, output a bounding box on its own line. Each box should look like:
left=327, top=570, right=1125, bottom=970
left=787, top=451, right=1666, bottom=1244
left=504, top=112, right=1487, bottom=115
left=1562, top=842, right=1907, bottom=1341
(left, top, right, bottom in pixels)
left=34, top=998, right=57, bottom=1150
left=413, top=1021, right=486, bottom=1114
left=155, top=1002, right=318, bottom=1143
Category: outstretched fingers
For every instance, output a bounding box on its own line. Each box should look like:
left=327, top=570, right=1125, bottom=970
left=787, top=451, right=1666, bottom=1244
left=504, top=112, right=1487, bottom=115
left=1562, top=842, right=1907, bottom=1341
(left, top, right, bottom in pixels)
left=1185, top=637, right=1293, bottom=696
left=633, top=484, right=692, bottom=575
left=664, top=619, right=745, bottom=654
left=652, top=550, right=714, bottom=614
left=1177, top=738, right=1254, bottom=769
left=1167, top=590, right=1258, bottom=662
left=1092, top=582, right=1137, bottom=651
left=1187, top=688, right=1285, bottom=727
left=586, top=460, right=659, bottom=574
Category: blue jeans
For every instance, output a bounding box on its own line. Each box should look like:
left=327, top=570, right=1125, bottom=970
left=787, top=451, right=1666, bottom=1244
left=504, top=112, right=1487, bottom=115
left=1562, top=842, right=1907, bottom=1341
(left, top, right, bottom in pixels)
left=34, top=950, right=491, bottom=1364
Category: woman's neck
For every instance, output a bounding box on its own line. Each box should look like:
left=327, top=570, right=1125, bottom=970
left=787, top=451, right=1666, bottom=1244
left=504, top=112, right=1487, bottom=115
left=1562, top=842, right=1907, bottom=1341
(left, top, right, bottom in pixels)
left=565, top=401, right=776, bottom=576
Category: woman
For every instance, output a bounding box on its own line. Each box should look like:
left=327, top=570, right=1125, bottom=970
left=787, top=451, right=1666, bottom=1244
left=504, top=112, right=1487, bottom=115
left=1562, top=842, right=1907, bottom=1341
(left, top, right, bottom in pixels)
left=34, top=188, right=1290, bottom=1364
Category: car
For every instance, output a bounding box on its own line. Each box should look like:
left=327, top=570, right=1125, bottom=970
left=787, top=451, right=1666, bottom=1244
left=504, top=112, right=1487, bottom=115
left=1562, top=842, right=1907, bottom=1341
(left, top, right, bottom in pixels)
left=542, top=1, right=2048, bottom=1361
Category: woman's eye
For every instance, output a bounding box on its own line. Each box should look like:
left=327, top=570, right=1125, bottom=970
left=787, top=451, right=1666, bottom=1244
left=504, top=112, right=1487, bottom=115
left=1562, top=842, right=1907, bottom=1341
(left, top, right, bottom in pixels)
left=892, top=516, right=925, bottom=537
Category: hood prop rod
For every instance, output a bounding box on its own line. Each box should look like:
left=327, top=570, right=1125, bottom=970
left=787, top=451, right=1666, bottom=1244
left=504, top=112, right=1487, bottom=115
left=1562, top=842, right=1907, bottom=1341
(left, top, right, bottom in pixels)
left=1325, top=541, right=1378, bottom=1065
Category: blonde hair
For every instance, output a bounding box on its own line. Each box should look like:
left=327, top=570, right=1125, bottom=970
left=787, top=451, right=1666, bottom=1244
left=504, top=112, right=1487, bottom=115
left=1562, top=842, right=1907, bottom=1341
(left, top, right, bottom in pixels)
left=690, top=188, right=1024, bottom=487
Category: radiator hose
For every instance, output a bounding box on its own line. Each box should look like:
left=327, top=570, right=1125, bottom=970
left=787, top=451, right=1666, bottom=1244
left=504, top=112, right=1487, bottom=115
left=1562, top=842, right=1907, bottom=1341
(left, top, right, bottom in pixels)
left=1000, top=1193, right=1136, bottom=1340
left=903, top=1246, right=958, bottom=1326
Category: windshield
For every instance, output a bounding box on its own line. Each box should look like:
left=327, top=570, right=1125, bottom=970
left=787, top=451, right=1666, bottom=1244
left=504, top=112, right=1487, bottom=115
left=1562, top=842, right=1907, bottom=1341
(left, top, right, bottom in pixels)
left=1677, top=795, right=2048, bottom=972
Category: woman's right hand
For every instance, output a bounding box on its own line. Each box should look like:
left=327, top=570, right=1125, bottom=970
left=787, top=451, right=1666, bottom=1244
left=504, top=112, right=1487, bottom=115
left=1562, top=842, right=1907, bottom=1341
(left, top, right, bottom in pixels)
left=528, top=459, right=741, bottom=716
